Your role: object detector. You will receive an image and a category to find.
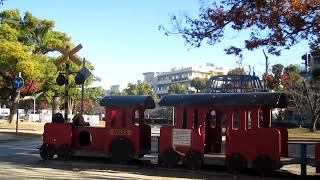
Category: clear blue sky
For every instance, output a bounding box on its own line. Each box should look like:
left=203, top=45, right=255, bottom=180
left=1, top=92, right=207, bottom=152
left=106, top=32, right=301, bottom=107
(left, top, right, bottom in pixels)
left=1, top=0, right=309, bottom=89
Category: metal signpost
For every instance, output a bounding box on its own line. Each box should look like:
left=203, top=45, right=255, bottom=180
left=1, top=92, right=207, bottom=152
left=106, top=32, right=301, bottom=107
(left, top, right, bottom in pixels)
left=13, top=72, right=24, bottom=135
left=55, top=44, right=83, bottom=122
left=80, top=59, right=86, bottom=114
left=21, top=92, right=43, bottom=130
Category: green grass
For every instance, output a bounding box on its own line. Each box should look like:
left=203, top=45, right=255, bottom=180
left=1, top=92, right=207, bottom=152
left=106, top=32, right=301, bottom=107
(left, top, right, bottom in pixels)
left=288, top=128, right=320, bottom=140
left=0, top=121, right=45, bottom=131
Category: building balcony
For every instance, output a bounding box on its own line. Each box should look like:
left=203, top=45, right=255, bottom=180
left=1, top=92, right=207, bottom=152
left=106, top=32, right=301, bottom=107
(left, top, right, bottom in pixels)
left=172, top=77, right=189, bottom=82
left=156, top=79, right=172, bottom=85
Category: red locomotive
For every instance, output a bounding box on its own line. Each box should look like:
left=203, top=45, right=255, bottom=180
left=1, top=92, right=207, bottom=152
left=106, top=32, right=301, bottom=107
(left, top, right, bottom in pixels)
left=40, top=95, right=155, bottom=164
left=40, top=93, right=320, bottom=176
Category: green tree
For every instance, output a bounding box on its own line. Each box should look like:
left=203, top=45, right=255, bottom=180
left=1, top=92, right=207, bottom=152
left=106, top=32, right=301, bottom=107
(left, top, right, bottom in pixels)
left=227, top=68, right=246, bottom=75
left=110, top=91, right=122, bottom=95
left=0, top=9, right=83, bottom=122
left=0, top=39, right=51, bottom=122
left=263, top=64, right=286, bottom=90
left=190, top=77, right=208, bottom=93
left=282, top=65, right=320, bottom=132
left=168, top=83, right=188, bottom=94
left=265, top=64, right=319, bottom=131
left=122, top=81, right=157, bottom=100
left=161, top=1, right=320, bottom=56
left=302, top=79, right=320, bottom=132
left=123, top=83, right=138, bottom=95
left=74, top=86, right=105, bottom=114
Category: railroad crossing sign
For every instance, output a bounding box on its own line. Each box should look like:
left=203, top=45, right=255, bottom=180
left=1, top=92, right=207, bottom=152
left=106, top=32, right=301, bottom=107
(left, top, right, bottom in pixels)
left=13, top=75, right=24, bottom=89
left=54, top=44, right=83, bottom=66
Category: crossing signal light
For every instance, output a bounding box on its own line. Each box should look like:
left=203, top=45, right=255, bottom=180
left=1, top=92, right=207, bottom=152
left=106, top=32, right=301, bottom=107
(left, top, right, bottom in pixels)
left=75, top=67, right=92, bottom=85
left=56, top=67, right=91, bottom=86
left=56, top=74, right=66, bottom=86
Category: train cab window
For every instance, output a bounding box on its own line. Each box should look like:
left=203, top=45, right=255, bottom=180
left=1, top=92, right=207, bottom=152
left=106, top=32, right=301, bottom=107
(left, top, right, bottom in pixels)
left=172, top=107, right=177, bottom=126
left=247, top=111, right=252, bottom=129
left=182, top=108, right=187, bottom=129
left=259, top=110, right=263, bottom=128
left=233, top=112, right=239, bottom=130
left=206, top=110, right=217, bottom=128
left=133, top=110, right=139, bottom=126
left=193, top=109, right=199, bottom=129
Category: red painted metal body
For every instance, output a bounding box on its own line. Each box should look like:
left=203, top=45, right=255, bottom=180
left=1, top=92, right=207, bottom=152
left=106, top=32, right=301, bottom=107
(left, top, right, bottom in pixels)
left=316, top=144, right=320, bottom=173
left=42, top=96, right=154, bottom=159
left=225, top=107, right=286, bottom=166
left=41, top=93, right=319, bottom=175
left=43, top=123, right=73, bottom=149
left=159, top=93, right=289, bottom=170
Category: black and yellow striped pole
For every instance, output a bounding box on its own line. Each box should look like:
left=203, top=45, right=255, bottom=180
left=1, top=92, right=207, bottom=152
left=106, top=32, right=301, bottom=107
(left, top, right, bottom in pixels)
left=64, top=62, right=70, bottom=122
left=54, top=44, right=83, bottom=122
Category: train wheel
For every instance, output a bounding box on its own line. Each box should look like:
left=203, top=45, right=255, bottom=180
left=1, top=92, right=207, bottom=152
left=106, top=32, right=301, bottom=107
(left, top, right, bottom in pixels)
left=226, top=153, right=246, bottom=174
left=39, top=143, right=55, bottom=160
left=109, top=138, right=133, bottom=164
left=253, top=155, right=275, bottom=177
left=161, top=148, right=180, bottom=168
left=57, top=144, right=72, bottom=161
left=183, top=150, right=203, bottom=170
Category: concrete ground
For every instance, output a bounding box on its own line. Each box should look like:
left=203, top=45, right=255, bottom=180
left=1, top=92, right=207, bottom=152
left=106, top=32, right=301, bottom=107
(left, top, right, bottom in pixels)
left=0, top=127, right=319, bottom=179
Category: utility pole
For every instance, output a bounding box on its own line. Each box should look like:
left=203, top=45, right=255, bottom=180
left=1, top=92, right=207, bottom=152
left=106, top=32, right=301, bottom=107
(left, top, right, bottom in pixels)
left=262, top=49, right=269, bottom=90
left=80, top=58, right=86, bottom=114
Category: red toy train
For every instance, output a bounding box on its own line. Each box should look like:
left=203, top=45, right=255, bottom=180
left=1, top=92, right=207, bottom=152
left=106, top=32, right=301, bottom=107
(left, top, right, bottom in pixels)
left=40, top=92, right=320, bottom=175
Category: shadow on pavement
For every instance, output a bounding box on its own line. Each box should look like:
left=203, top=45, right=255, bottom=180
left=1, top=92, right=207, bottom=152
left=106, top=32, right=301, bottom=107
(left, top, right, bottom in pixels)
left=0, top=153, right=319, bottom=180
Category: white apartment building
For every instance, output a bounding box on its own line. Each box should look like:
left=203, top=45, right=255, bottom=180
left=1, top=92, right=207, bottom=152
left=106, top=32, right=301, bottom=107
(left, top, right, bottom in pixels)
left=105, top=84, right=121, bottom=95
left=143, top=63, right=228, bottom=98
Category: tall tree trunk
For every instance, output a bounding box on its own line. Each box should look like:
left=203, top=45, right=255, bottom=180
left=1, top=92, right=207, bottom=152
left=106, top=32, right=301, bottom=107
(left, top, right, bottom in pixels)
left=68, top=98, right=73, bottom=115
left=8, top=90, right=19, bottom=124
left=8, top=101, right=17, bottom=124
left=52, top=96, right=60, bottom=114
left=309, top=114, right=318, bottom=132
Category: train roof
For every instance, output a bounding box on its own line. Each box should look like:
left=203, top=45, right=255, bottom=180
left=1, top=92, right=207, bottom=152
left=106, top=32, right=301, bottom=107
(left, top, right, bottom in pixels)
left=100, top=95, right=155, bottom=108
left=159, top=92, right=288, bottom=108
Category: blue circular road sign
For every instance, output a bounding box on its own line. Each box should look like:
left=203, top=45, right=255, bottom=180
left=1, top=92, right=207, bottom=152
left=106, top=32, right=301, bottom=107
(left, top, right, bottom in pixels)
left=13, top=76, right=24, bottom=89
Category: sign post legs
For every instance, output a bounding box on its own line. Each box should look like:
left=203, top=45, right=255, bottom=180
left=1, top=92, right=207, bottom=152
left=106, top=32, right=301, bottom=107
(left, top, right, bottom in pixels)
left=15, top=72, right=22, bottom=135
left=15, top=90, right=20, bottom=135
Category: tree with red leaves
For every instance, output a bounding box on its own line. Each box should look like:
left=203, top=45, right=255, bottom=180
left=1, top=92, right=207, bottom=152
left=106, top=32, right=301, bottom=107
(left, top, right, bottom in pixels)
left=161, top=0, right=320, bottom=56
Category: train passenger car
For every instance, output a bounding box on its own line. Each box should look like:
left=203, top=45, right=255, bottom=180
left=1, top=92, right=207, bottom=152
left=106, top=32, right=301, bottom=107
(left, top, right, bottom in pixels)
left=158, top=92, right=301, bottom=174
left=40, top=95, right=155, bottom=164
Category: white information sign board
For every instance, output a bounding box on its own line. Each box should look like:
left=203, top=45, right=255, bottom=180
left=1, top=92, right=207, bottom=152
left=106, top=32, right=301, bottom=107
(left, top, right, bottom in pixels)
left=172, top=128, right=191, bottom=146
